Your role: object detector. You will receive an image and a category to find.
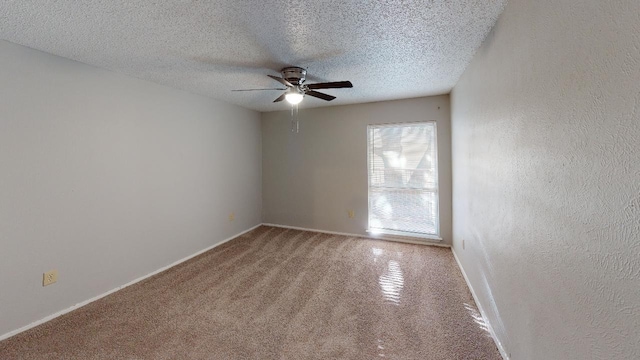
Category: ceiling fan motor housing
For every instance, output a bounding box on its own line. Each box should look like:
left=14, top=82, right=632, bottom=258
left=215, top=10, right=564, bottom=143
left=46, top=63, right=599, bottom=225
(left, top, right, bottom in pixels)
left=281, top=67, right=307, bottom=86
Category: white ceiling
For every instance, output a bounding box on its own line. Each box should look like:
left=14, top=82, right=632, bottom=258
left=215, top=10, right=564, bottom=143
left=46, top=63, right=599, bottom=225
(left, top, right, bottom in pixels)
left=0, top=1, right=506, bottom=112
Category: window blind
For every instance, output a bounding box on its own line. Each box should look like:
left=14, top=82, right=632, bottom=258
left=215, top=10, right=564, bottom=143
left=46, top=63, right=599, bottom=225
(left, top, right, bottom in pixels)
left=367, top=122, right=439, bottom=237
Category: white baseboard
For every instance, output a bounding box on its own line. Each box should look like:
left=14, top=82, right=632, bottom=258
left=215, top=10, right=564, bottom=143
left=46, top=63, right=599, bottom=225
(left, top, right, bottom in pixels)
left=262, top=223, right=450, bottom=248
left=0, top=224, right=262, bottom=342
left=452, top=249, right=510, bottom=360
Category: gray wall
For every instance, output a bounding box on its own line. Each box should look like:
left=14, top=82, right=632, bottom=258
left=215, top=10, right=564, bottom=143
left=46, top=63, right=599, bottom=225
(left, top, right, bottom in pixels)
left=262, top=96, right=452, bottom=244
left=451, top=0, right=640, bottom=359
left=0, top=40, right=262, bottom=337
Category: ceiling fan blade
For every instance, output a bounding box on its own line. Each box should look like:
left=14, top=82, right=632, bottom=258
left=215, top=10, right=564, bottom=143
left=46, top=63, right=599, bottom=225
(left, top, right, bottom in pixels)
left=273, top=93, right=287, bottom=102
left=305, top=90, right=336, bottom=101
left=306, top=81, right=353, bottom=90
left=268, top=75, right=293, bottom=87
left=232, top=88, right=287, bottom=92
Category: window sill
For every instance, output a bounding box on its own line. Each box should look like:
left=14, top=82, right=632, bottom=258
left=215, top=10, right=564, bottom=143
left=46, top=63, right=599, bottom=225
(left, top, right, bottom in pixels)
left=366, top=229, right=443, bottom=244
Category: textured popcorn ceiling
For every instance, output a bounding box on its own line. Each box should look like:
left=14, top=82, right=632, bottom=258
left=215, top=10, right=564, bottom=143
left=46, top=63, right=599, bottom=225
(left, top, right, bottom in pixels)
left=0, top=1, right=505, bottom=112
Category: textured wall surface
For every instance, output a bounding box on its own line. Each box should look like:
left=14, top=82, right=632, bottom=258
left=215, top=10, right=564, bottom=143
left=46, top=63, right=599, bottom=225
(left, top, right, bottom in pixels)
left=0, top=40, right=262, bottom=337
left=262, top=96, right=452, bottom=244
left=0, top=1, right=505, bottom=111
left=451, top=0, right=640, bottom=359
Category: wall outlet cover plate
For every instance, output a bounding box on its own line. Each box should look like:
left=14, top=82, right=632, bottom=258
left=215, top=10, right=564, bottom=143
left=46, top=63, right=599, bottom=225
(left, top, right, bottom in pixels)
left=43, top=269, right=58, bottom=286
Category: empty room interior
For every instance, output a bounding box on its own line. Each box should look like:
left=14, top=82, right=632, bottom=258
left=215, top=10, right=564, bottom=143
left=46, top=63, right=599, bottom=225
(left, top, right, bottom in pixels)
left=0, top=1, right=638, bottom=359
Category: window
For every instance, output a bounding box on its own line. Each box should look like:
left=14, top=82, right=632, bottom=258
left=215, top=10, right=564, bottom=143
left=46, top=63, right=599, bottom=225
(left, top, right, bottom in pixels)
left=367, top=122, right=439, bottom=239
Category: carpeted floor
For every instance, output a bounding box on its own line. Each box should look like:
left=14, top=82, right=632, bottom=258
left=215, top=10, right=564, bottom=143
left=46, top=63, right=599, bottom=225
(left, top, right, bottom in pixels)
left=0, top=226, right=500, bottom=359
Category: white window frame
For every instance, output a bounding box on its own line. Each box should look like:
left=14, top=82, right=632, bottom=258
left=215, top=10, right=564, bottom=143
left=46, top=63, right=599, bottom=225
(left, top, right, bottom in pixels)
left=366, top=121, right=441, bottom=242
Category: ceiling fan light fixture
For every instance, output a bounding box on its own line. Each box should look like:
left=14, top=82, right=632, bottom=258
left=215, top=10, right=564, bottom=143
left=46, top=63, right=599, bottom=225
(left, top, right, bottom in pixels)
left=235, top=67, right=351, bottom=104
left=285, top=92, right=304, bottom=105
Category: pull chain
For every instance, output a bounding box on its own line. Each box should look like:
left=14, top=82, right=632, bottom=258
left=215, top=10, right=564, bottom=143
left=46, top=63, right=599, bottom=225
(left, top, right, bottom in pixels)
left=295, top=104, right=299, bottom=133
left=290, top=104, right=300, bottom=133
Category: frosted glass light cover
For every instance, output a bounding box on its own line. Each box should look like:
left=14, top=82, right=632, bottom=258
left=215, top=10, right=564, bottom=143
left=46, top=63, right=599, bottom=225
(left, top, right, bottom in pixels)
left=285, top=93, right=303, bottom=104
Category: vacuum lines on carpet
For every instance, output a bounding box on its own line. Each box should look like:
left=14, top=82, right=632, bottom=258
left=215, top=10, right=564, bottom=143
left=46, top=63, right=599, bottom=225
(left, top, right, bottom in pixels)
left=0, top=226, right=500, bottom=359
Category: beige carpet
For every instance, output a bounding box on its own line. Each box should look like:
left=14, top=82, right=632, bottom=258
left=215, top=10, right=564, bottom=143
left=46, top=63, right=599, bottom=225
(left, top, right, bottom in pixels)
left=0, top=226, right=500, bottom=359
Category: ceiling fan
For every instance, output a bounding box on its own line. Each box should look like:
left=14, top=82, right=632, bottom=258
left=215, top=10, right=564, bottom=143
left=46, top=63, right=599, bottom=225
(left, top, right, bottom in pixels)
left=233, top=67, right=353, bottom=104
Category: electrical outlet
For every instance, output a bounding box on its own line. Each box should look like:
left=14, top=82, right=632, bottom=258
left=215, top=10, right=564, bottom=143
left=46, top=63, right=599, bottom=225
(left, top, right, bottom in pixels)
left=228, top=212, right=235, bottom=221
left=43, top=269, right=58, bottom=286
left=348, top=210, right=355, bottom=218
